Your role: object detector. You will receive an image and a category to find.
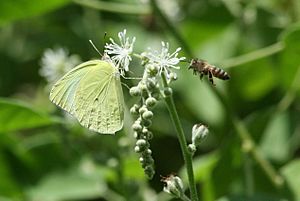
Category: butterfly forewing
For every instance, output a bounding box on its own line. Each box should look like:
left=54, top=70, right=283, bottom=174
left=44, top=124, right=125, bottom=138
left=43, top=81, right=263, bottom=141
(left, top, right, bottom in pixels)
left=49, top=61, right=97, bottom=114
left=50, top=60, right=124, bottom=134
left=74, top=61, right=124, bottom=134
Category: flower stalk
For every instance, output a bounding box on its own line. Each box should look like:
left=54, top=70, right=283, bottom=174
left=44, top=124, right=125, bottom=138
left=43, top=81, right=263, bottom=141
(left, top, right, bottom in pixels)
left=161, top=72, right=199, bottom=201
left=105, top=29, right=199, bottom=199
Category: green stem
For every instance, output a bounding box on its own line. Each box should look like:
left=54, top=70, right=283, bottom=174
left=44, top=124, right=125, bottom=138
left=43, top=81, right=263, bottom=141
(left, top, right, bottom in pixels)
left=182, top=194, right=192, bottom=201
left=244, top=153, right=254, bottom=196
left=212, top=88, right=284, bottom=188
left=161, top=73, right=199, bottom=201
left=220, top=42, right=284, bottom=68
left=151, top=0, right=284, bottom=185
left=155, top=1, right=283, bottom=185
left=233, top=117, right=284, bottom=188
left=73, top=0, right=151, bottom=15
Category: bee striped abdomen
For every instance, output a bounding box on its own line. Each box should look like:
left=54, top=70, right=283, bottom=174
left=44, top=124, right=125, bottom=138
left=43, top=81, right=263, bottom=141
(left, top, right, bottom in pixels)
left=210, top=66, right=230, bottom=80
left=188, top=58, right=230, bottom=86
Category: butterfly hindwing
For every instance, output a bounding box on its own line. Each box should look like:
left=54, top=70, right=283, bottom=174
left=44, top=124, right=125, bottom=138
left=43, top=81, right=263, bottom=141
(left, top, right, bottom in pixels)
left=74, top=61, right=124, bottom=134
left=50, top=60, right=124, bottom=134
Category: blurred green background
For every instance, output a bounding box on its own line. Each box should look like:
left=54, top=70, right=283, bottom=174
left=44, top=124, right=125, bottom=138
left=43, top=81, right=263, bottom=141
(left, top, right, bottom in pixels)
left=1, top=0, right=300, bottom=200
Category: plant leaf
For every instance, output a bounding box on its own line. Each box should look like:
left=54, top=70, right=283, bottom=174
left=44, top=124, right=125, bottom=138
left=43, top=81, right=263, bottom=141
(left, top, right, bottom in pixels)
left=0, top=0, right=70, bottom=27
left=259, top=112, right=291, bottom=163
left=26, top=157, right=114, bottom=201
left=0, top=98, right=57, bottom=133
left=281, top=159, right=300, bottom=200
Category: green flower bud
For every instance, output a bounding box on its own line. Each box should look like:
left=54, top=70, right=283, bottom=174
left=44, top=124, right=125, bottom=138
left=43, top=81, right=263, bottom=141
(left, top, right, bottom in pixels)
left=136, top=139, right=147, bottom=147
left=139, top=82, right=148, bottom=96
left=141, top=156, right=154, bottom=166
left=133, top=132, right=140, bottom=139
left=169, top=72, right=177, bottom=81
left=146, top=78, right=158, bottom=90
left=144, top=165, right=155, bottom=179
left=142, top=119, right=152, bottom=127
left=132, top=123, right=142, bottom=132
left=130, top=104, right=140, bottom=115
left=142, top=110, right=153, bottom=120
left=147, top=65, right=159, bottom=77
left=138, top=106, right=148, bottom=115
left=146, top=131, right=153, bottom=140
left=142, top=127, right=149, bottom=134
left=145, top=97, right=157, bottom=107
left=163, top=87, right=173, bottom=96
left=134, top=146, right=142, bottom=153
left=192, top=123, right=208, bottom=147
left=146, top=148, right=152, bottom=155
left=129, top=86, right=141, bottom=96
left=151, top=91, right=161, bottom=100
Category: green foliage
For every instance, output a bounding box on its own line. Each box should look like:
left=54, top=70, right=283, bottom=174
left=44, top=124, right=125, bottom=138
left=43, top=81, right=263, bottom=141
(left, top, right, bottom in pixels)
left=259, top=112, right=291, bottom=162
left=0, top=0, right=71, bottom=26
left=1, top=0, right=300, bottom=200
left=27, top=157, right=114, bottom=201
left=0, top=98, right=57, bottom=133
left=279, top=23, right=300, bottom=90
left=281, top=160, right=300, bottom=201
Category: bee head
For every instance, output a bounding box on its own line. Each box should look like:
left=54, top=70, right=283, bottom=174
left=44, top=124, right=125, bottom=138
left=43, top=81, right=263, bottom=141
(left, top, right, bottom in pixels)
left=188, top=58, right=199, bottom=69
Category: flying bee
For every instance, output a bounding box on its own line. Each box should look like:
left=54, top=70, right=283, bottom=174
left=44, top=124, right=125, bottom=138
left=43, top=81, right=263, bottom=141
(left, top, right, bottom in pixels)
left=188, top=58, right=230, bottom=86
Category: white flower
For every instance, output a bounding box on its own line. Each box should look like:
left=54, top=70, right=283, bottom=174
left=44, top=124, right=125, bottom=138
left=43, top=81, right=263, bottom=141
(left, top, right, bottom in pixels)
left=40, top=47, right=81, bottom=83
left=105, top=29, right=136, bottom=74
left=144, top=42, right=185, bottom=77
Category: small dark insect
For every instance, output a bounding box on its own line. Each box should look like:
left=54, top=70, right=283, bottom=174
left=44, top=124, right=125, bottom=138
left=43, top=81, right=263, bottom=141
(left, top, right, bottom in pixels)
left=188, top=58, right=230, bottom=86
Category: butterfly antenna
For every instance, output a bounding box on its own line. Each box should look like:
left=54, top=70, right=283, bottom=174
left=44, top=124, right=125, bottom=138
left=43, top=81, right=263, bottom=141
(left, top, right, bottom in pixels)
left=89, top=40, right=103, bottom=57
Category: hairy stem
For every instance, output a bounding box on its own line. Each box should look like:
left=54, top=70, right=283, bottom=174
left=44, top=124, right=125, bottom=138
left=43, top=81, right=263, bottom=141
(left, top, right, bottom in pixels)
left=161, top=73, right=199, bottom=201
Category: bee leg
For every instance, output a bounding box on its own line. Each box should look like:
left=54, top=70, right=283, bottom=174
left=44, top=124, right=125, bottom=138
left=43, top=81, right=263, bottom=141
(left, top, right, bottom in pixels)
left=208, top=70, right=215, bottom=86
left=200, top=73, right=204, bottom=80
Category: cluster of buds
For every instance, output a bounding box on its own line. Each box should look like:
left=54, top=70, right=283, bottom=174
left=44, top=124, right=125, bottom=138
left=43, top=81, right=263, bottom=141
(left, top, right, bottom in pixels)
left=129, top=63, right=162, bottom=179
left=161, top=174, right=185, bottom=199
left=129, top=41, right=185, bottom=178
left=188, top=123, right=209, bottom=154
